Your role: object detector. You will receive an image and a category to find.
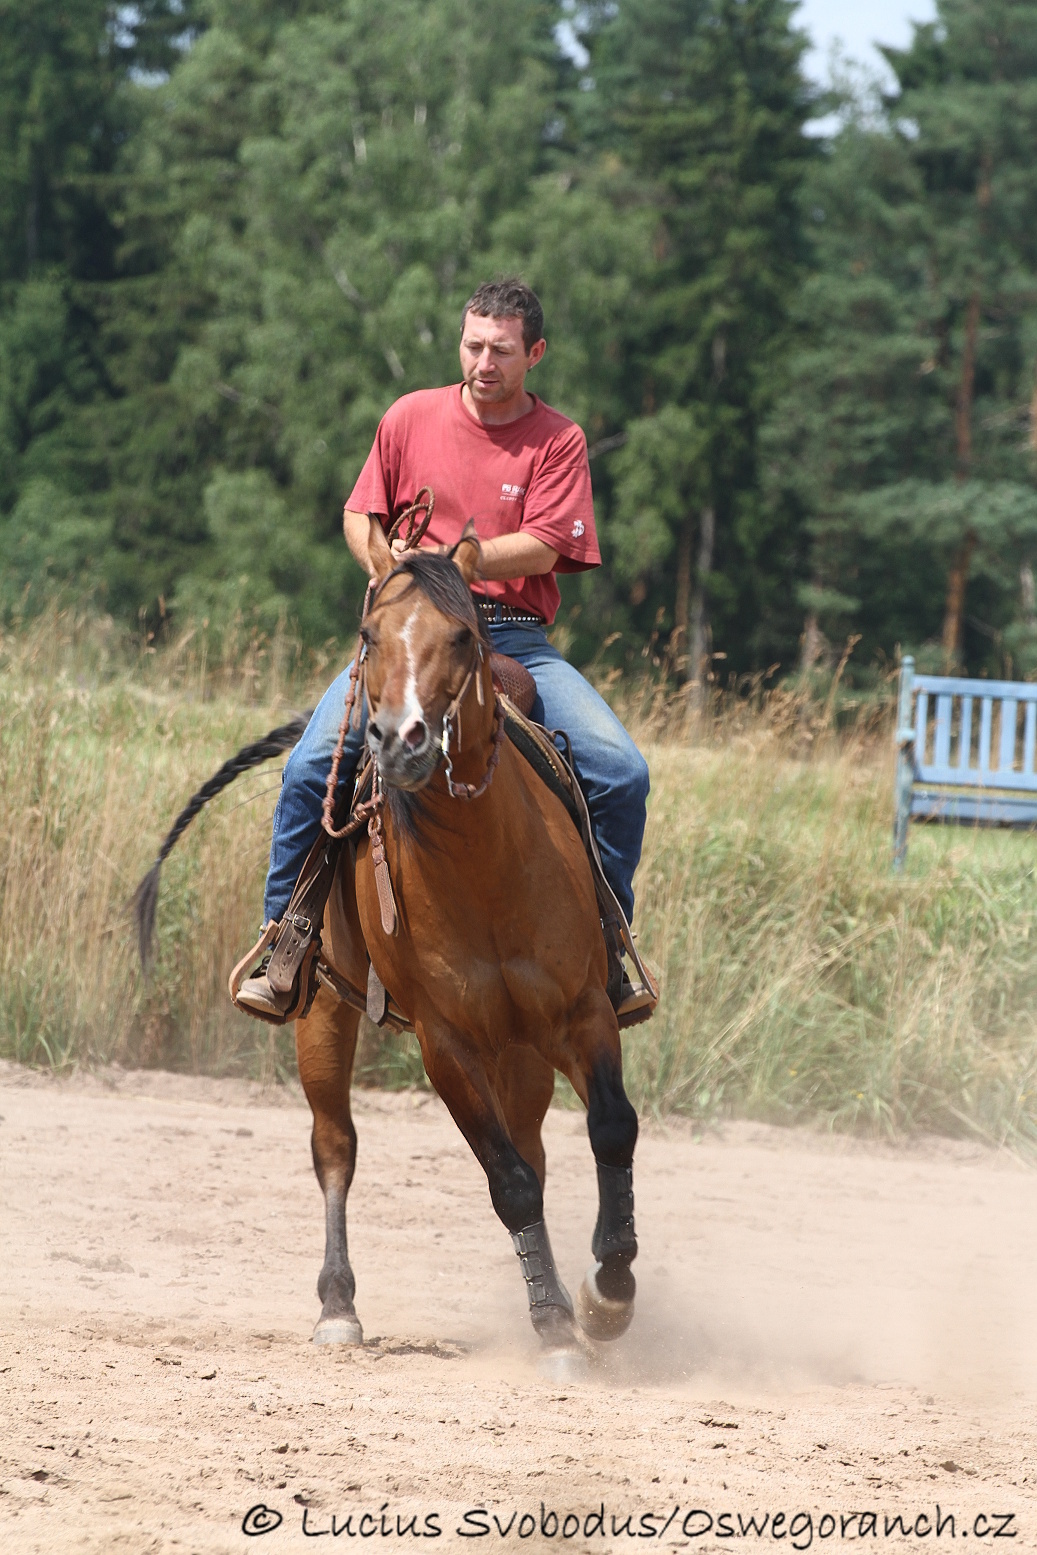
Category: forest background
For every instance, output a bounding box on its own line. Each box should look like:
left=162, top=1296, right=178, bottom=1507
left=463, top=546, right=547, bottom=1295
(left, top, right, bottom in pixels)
left=4, top=0, right=1037, bottom=688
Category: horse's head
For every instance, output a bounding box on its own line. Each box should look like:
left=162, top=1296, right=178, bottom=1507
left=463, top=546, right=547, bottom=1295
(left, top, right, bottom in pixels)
left=360, top=518, right=490, bottom=791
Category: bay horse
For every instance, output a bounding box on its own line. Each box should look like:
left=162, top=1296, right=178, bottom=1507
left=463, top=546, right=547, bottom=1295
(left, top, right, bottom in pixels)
left=141, top=519, right=639, bottom=1370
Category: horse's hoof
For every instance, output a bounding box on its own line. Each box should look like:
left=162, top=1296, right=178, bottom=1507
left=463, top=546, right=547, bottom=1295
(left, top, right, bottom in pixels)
left=536, top=1345, right=591, bottom=1383
left=312, top=1314, right=364, bottom=1346
left=575, top=1262, right=634, bottom=1341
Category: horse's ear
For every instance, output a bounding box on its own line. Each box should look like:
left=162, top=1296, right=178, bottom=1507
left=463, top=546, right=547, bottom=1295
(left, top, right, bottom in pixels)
left=451, top=520, right=481, bottom=585
left=367, top=515, right=395, bottom=581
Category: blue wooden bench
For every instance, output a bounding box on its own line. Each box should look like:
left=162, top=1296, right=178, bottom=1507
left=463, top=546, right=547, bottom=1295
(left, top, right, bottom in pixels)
left=893, top=656, right=1037, bottom=868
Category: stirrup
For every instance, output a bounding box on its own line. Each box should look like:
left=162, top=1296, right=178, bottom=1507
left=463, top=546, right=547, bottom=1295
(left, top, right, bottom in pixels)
left=616, top=958, right=659, bottom=1029
left=609, top=916, right=659, bottom=1030
left=229, top=918, right=319, bottom=1026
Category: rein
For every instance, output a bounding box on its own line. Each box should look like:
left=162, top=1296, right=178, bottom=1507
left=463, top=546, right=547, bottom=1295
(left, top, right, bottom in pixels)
left=319, top=494, right=505, bottom=931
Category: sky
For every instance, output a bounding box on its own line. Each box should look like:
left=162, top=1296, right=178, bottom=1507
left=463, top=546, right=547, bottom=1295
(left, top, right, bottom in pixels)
left=557, top=1, right=940, bottom=101
left=795, top=0, right=938, bottom=87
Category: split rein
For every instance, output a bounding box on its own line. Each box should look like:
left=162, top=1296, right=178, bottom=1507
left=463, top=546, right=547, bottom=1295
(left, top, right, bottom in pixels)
left=317, top=497, right=505, bottom=930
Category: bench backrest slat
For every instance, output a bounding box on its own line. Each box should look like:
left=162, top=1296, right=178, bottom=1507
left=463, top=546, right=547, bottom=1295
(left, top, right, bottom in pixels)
left=915, top=690, right=929, bottom=763
left=958, top=696, right=973, bottom=773
left=1000, top=699, right=1019, bottom=774
left=978, top=697, right=993, bottom=775
left=933, top=693, right=953, bottom=773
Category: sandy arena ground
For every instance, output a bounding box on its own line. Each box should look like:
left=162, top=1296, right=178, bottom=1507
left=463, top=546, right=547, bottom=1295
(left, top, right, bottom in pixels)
left=1, top=1059, right=1036, bottom=1553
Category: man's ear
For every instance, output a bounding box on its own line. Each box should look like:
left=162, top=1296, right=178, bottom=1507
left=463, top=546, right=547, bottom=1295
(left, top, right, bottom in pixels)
left=366, top=515, right=395, bottom=581
left=451, top=520, right=481, bottom=585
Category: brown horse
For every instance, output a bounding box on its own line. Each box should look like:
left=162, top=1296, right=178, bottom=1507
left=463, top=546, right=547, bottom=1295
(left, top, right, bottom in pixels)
left=297, top=519, right=638, bottom=1368
left=135, top=518, right=640, bottom=1371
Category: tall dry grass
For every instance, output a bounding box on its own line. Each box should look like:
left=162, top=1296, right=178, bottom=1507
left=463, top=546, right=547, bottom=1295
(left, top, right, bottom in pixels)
left=2, top=607, right=1036, bottom=1146
left=0, top=607, right=324, bottom=1080
left=628, top=735, right=1037, bottom=1146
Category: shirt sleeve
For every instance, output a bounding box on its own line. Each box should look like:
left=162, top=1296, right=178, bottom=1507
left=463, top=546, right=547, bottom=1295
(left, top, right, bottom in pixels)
left=520, top=422, right=601, bottom=573
left=345, top=414, right=398, bottom=523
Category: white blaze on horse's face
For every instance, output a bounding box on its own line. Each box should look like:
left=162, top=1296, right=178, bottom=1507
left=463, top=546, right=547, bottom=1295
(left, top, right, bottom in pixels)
left=363, top=578, right=476, bottom=792
left=366, top=607, right=433, bottom=784
left=397, top=608, right=427, bottom=749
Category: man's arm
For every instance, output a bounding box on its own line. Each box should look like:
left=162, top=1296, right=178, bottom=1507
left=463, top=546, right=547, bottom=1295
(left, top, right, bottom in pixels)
left=344, top=508, right=378, bottom=572
left=344, top=508, right=557, bottom=580
left=476, top=532, right=558, bottom=580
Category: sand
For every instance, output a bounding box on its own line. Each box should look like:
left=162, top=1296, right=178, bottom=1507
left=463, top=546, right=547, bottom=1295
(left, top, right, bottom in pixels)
left=1, top=1059, right=1035, bottom=1553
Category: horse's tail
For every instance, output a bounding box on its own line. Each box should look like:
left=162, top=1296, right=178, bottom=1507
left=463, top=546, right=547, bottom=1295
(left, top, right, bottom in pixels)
left=132, top=711, right=312, bottom=971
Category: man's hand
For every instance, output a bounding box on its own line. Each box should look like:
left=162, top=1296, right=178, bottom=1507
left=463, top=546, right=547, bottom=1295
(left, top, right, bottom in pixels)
left=391, top=535, right=448, bottom=560
left=344, top=507, right=448, bottom=572
left=345, top=507, right=557, bottom=582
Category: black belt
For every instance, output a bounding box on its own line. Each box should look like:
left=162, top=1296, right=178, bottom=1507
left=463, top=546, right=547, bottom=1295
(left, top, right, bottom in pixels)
left=476, top=601, right=545, bottom=626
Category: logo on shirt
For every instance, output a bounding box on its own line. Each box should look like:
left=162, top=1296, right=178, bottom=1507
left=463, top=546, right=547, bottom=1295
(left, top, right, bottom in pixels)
left=571, top=519, right=585, bottom=538
left=500, top=483, right=526, bottom=501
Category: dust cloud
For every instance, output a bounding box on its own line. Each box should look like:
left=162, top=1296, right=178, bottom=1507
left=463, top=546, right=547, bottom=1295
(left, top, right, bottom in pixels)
left=2, top=1064, right=1035, bottom=1554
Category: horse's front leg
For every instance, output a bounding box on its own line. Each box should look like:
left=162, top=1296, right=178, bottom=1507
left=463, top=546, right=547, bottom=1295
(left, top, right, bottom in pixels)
left=417, top=1023, right=580, bottom=1360
left=562, top=992, right=639, bottom=1341
left=295, top=987, right=364, bottom=1345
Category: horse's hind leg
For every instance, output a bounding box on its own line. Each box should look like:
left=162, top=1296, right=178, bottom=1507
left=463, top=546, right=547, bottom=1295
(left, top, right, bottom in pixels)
left=562, top=996, right=639, bottom=1342
left=295, top=987, right=364, bottom=1345
left=419, top=1028, right=579, bottom=1358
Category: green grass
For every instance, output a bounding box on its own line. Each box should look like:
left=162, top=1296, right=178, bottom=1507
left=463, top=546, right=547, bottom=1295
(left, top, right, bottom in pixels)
left=2, top=607, right=1035, bottom=1148
left=625, top=739, right=1037, bottom=1146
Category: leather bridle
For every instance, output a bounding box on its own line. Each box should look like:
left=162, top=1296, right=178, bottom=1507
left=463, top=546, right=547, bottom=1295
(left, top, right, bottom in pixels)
left=320, top=505, right=505, bottom=843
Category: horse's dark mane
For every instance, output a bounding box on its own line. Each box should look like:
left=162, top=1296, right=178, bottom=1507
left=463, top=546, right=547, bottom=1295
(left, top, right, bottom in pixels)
left=385, top=785, right=433, bottom=845
left=374, top=550, right=491, bottom=648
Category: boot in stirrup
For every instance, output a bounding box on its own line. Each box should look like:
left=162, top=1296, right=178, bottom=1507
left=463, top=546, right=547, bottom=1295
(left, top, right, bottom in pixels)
left=601, top=912, right=659, bottom=1029
left=230, top=914, right=317, bottom=1024
left=236, top=950, right=293, bottom=1019
left=616, top=956, right=659, bottom=1028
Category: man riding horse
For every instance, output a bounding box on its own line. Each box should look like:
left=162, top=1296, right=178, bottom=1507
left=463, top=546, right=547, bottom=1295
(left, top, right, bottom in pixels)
left=236, top=278, right=655, bottom=1024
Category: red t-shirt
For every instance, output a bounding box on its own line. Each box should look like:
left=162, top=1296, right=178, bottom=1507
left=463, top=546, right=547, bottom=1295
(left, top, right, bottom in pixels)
left=345, top=385, right=600, bottom=623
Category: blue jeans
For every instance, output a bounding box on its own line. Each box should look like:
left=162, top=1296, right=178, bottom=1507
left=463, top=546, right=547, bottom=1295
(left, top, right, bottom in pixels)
left=264, top=622, right=650, bottom=925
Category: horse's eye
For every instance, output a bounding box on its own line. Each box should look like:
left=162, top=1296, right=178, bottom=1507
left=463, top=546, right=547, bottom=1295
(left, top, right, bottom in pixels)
left=360, top=626, right=377, bottom=649
left=453, top=626, right=472, bottom=649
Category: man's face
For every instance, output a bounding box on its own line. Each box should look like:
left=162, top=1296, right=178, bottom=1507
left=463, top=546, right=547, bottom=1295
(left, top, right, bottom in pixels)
left=459, top=312, right=546, bottom=405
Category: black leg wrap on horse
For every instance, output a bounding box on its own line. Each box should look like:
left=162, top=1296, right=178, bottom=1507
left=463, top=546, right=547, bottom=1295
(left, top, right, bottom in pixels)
left=591, top=1164, right=637, bottom=1302
left=511, top=1221, right=574, bottom=1334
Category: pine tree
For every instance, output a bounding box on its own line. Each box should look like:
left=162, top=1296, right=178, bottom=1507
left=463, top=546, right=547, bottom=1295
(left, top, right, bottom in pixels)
left=888, top=0, right=1037, bottom=664
left=583, top=0, right=816, bottom=692
left=0, top=0, right=204, bottom=611
left=56, top=0, right=582, bottom=635
left=768, top=1, right=1037, bottom=677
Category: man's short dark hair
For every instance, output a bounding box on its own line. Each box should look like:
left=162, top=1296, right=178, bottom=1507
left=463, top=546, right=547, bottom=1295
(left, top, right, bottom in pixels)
left=460, top=279, right=544, bottom=352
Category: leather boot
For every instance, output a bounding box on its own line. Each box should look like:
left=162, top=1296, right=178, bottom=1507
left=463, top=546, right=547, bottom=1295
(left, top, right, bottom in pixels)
left=236, top=951, right=294, bottom=1018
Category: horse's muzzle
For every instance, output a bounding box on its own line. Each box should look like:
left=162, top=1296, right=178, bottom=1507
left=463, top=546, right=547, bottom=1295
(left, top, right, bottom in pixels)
left=366, top=715, right=439, bottom=791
